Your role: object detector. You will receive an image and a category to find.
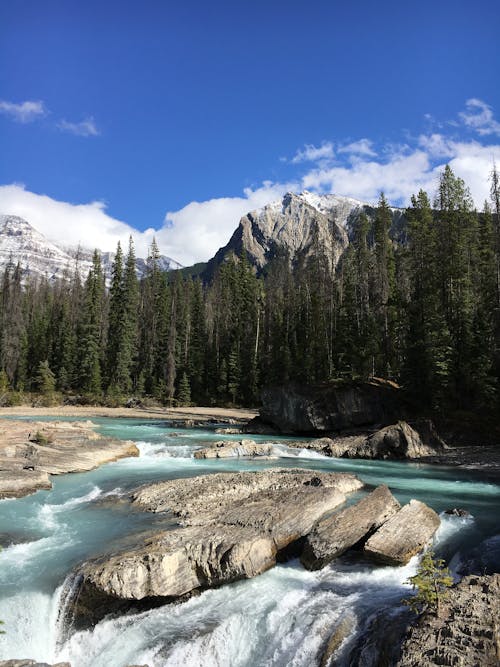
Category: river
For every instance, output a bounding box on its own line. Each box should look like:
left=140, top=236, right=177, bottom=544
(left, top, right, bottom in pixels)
left=0, top=417, right=499, bottom=666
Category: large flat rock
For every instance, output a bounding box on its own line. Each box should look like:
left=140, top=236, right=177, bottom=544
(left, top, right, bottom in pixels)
left=130, top=468, right=363, bottom=521
left=301, top=485, right=401, bottom=570
left=0, top=420, right=139, bottom=498
left=363, top=499, right=440, bottom=565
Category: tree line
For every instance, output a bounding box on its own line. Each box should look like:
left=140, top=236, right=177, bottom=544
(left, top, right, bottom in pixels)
left=0, top=165, right=499, bottom=415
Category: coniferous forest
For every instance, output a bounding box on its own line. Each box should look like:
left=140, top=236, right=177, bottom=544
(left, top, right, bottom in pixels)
left=1, top=165, right=499, bottom=417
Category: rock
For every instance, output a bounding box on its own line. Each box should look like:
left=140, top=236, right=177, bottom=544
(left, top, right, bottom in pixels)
left=363, top=421, right=445, bottom=459
left=193, top=439, right=274, bottom=459
left=364, top=500, right=440, bottom=565
left=259, top=379, right=404, bottom=434
left=396, top=574, right=500, bottom=667
left=242, top=416, right=279, bottom=435
left=319, top=612, right=356, bottom=667
left=68, top=469, right=363, bottom=627
left=301, top=485, right=401, bottom=570
left=214, top=427, right=242, bottom=434
left=0, top=420, right=139, bottom=499
left=287, top=421, right=445, bottom=460
left=0, top=662, right=71, bottom=667
left=130, top=468, right=363, bottom=520
left=0, top=469, right=52, bottom=499
left=444, top=507, right=471, bottom=517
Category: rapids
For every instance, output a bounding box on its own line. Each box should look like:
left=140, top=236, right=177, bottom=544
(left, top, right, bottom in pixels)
left=0, top=417, right=498, bottom=666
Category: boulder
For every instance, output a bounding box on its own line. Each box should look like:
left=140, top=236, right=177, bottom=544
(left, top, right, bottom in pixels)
left=301, top=485, right=401, bottom=570
left=364, top=500, right=440, bottom=565
left=259, top=378, right=403, bottom=434
left=287, top=421, right=445, bottom=460
left=193, top=439, right=273, bottom=459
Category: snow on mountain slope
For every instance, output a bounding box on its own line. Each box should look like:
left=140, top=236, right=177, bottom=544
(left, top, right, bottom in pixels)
left=0, top=214, right=182, bottom=281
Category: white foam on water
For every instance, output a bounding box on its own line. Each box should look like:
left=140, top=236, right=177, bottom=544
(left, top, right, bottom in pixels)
left=136, top=440, right=196, bottom=460
left=434, top=511, right=475, bottom=549
left=270, top=443, right=330, bottom=460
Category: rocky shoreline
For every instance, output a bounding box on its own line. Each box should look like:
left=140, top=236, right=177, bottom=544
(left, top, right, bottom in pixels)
left=0, top=419, right=138, bottom=499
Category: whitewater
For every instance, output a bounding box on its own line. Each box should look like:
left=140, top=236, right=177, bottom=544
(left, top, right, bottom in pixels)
left=0, top=417, right=498, bottom=666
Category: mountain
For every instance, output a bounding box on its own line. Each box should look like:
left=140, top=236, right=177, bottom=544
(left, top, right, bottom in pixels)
left=0, top=214, right=182, bottom=281
left=204, top=191, right=406, bottom=277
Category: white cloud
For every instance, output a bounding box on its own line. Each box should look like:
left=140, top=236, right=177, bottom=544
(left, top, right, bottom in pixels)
left=0, top=183, right=152, bottom=257
left=291, top=142, right=334, bottom=164
left=158, top=180, right=297, bottom=265
left=0, top=180, right=296, bottom=267
left=0, top=100, right=46, bottom=123
left=57, top=116, right=100, bottom=137
left=338, top=138, right=376, bottom=157
left=458, top=98, right=500, bottom=137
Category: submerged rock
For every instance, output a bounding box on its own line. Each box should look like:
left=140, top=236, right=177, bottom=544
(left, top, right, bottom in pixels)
left=364, top=499, right=440, bottom=565
left=396, top=574, right=500, bottom=667
left=193, top=439, right=273, bottom=459
left=301, top=485, right=401, bottom=570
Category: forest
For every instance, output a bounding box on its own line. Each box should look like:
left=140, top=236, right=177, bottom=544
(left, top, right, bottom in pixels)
left=1, top=165, right=499, bottom=417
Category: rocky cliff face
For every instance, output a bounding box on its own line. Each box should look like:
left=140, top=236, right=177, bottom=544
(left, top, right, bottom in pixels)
left=205, top=190, right=405, bottom=276
left=396, top=574, right=500, bottom=667
left=0, top=215, right=181, bottom=282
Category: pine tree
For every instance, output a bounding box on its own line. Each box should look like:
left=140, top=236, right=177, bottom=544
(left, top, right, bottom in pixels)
left=404, top=550, right=453, bottom=616
left=77, top=250, right=105, bottom=395
left=177, top=371, right=191, bottom=406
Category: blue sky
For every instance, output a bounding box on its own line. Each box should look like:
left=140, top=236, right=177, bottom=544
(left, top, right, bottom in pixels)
left=1, top=0, right=500, bottom=264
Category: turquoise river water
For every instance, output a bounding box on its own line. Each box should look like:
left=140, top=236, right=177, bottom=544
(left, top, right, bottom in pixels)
left=0, top=417, right=499, bottom=666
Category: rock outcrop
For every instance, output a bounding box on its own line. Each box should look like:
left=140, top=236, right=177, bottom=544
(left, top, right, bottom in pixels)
left=0, top=420, right=139, bottom=498
left=301, top=485, right=401, bottom=570
left=129, top=468, right=362, bottom=520
left=68, top=469, right=363, bottom=627
left=396, top=574, right=500, bottom=667
left=284, top=420, right=445, bottom=460
left=193, top=439, right=273, bottom=459
left=364, top=500, right=440, bottom=565
left=259, top=379, right=404, bottom=434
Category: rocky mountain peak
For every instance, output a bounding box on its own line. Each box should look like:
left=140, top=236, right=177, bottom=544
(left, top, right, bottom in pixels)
left=0, top=214, right=182, bottom=282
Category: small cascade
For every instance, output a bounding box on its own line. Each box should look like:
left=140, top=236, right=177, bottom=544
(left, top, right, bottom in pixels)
left=54, top=572, right=84, bottom=650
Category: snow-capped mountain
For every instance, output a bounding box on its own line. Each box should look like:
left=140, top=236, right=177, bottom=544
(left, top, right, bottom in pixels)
left=205, top=191, right=405, bottom=276
left=0, top=214, right=182, bottom=282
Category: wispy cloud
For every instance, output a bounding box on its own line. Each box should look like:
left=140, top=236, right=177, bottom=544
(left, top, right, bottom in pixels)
left=291, top=141, right=334, bottom=164
left=0, top=99, right=46, bottom=123
left=338, top=138, right=376, bottom=157
left=57, top=116, right=100, bottom=137
left=458, top=98, right=500, bottom=137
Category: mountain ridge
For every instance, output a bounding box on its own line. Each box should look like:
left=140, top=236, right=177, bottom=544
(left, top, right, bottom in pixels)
left=0, top=214, right=182, bottom=282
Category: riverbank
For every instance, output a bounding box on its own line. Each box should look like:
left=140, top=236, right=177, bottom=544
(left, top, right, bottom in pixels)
left=0, top=405, right=257, bottom=423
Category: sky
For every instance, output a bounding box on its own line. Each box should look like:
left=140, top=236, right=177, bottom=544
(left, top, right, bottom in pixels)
left=1, top=0, right=500, bottom=266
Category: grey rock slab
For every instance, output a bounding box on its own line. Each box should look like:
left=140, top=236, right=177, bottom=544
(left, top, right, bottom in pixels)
left=301, top=485, right=401, bottom=570
left=364, top=499, right=440, bottom=565
left=130, top=468, right=363, bottom=522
